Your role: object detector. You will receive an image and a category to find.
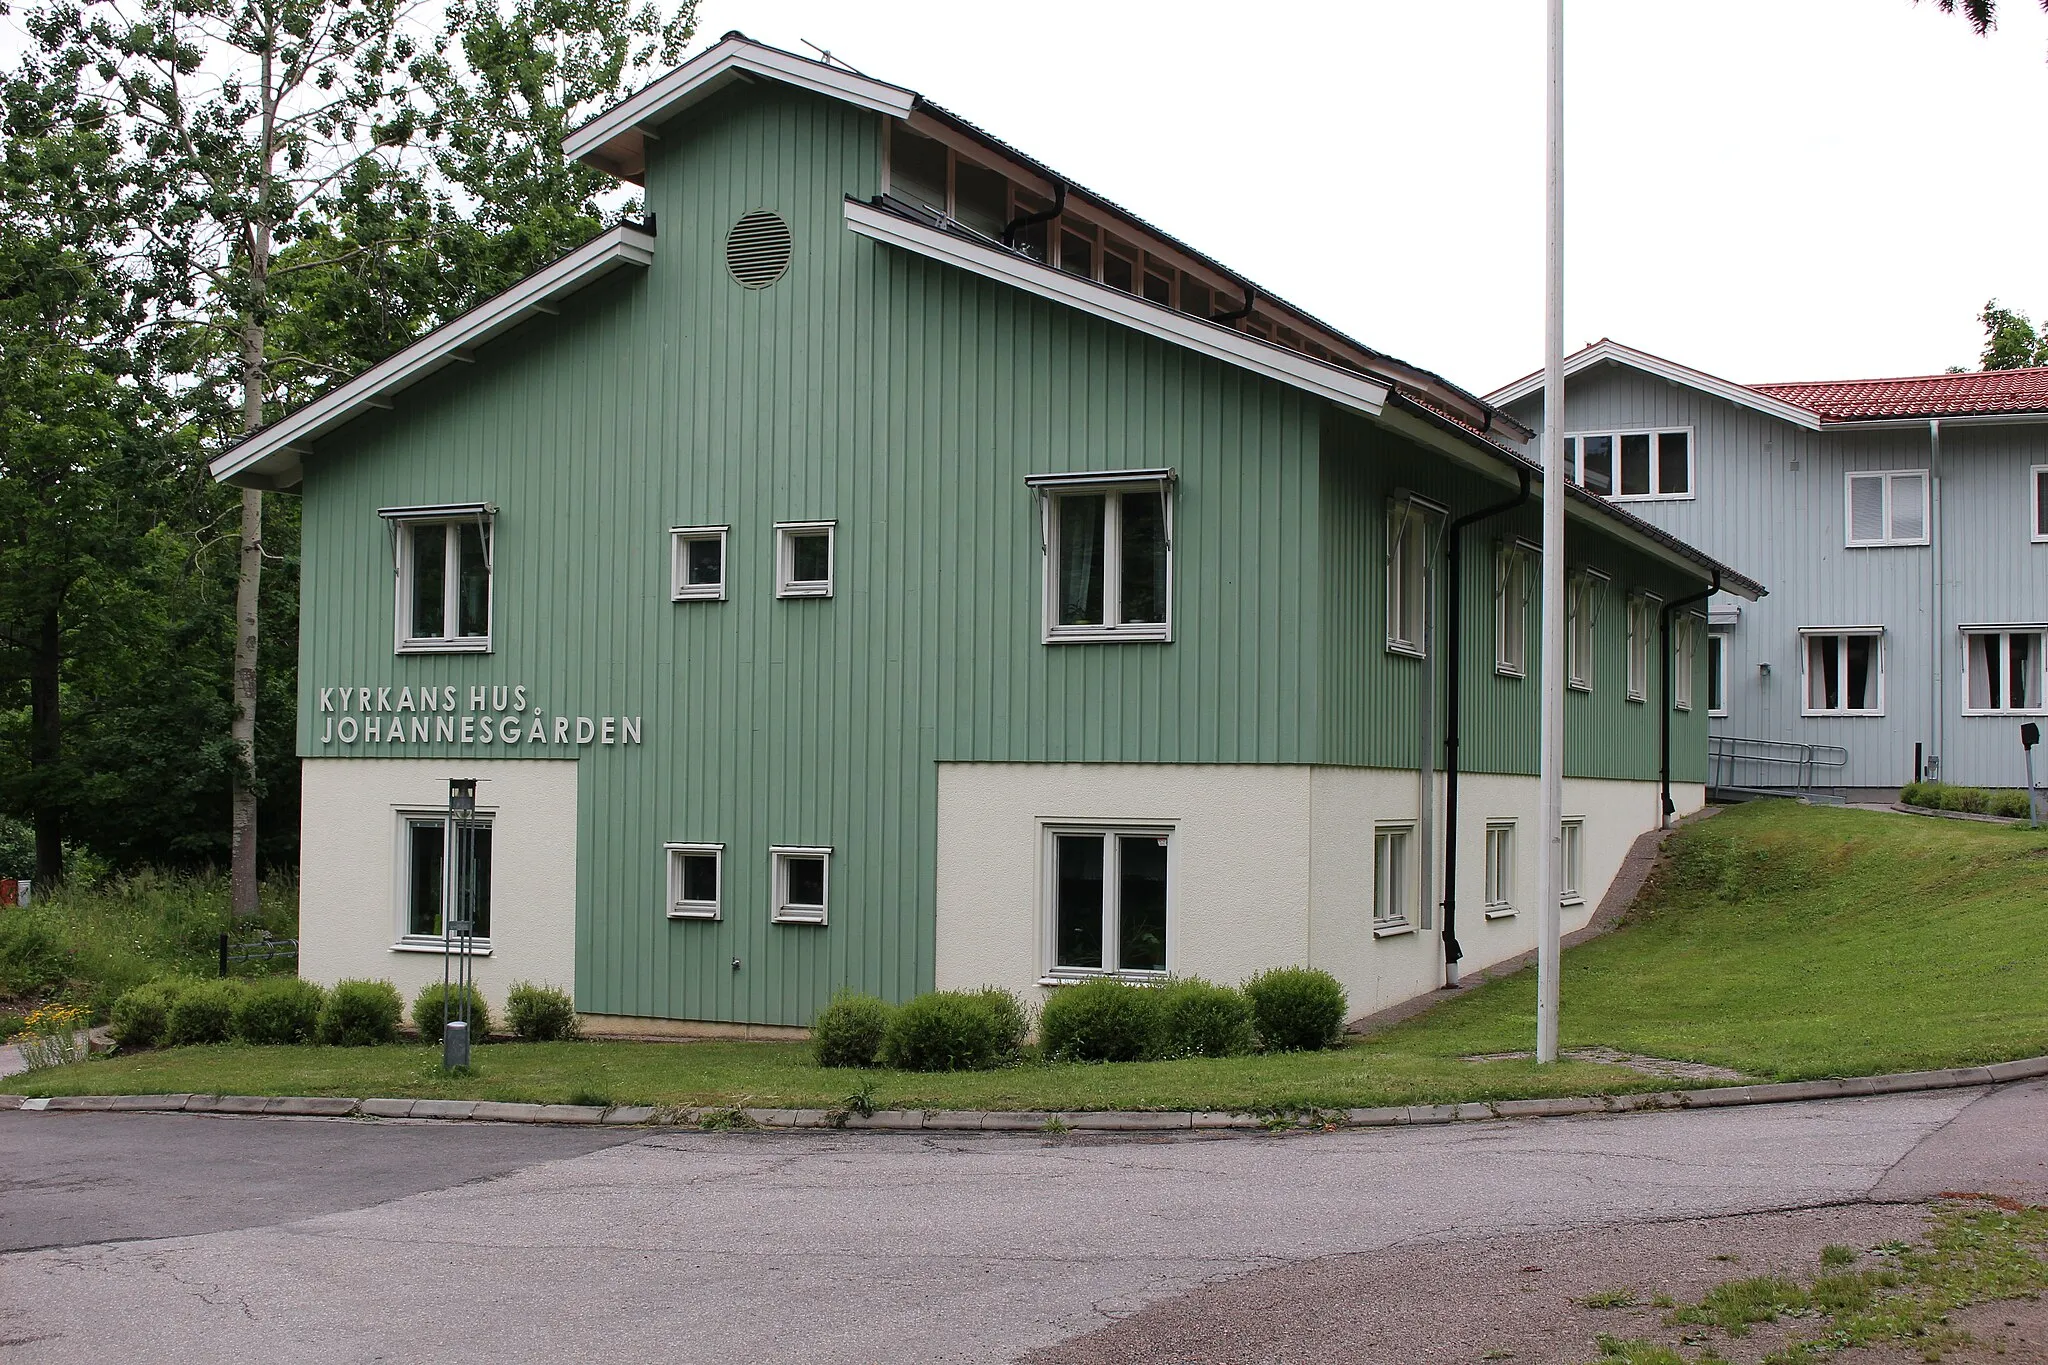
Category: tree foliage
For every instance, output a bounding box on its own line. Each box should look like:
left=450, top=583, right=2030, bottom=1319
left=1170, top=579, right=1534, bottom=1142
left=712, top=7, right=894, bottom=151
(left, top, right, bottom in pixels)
left=1976, top=300, right=2048, bottom=371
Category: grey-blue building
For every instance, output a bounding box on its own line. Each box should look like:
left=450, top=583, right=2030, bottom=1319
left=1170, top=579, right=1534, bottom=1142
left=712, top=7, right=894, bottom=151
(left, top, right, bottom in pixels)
left=1489, top=340, right=2048, bottom=794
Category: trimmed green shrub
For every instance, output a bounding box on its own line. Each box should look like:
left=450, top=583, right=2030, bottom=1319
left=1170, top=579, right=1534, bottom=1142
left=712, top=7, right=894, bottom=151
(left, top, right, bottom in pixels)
left=1901, top=781, right=2037, bottom=819
left=1154, top=977, right=1255, bottom=1058
left=1037, top=977, right=1160, bottom=1063
left=317, top=978, right=403, bottom=1046
left=109, top=978, right=195, bottom=1050
left=165, top=979, right=242, bottom=1046
left=812, top=990, right=893, bottom=1068
left=505, top=981, right=579, bottom=1042
left=879, top=990, right=1008, bottom=1072
left=976, top=987, right=1030, bottom=1061
left=1244, top=966, right=1347, bottom=1052
left=233, top=977, right=325, bottom=1045
left=411, top=982, right=493, bottom=1044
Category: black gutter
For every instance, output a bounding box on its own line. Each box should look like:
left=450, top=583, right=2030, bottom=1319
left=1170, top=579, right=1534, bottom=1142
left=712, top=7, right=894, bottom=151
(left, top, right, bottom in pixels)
left=1439, top=465, right=1531, bottom=981
left=1212, top=284, right=1256, bottom=326
left=1659, top=573, right=1720, bottom=824
left=1001, top=181, right=1066, bottom=250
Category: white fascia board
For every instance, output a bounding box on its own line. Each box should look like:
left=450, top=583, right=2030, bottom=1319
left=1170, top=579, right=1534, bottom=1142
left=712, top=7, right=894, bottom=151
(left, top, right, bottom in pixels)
left=1813, top=411, right=2048, bottom=432
left=846, top=200, right=1389, bottom=418
left=1484, top=340, right=1825, bottom=432
left=210, top=225, right=656, bottom=488
left=565, top=37, right=917, bottom=173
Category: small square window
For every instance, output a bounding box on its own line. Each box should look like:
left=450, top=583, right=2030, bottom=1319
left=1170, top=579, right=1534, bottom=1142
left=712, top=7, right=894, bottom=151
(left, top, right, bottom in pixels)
left=770, top=846, right=831, bottom=924
left=1483, top=822, right=1516, bottom=919
left=665, top=843, right=723, bottom=919
left=775, top=522, right=835, bottom=598
left=1845, top=471, right=1930, bottom=548
left=1033, top=473, right=1174, bottom=643
left=1962, top=629, right=2046, bottom=715
left=386, top=508, right=493, bottom=653
left=671, top=526, right=728, bottom=602
left=1801, top=628, right=1885, bottom=715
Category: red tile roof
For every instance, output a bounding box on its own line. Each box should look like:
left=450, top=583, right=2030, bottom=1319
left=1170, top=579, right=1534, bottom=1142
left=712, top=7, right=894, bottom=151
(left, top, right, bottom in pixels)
left=1752, top=367, right=2048, bottom=421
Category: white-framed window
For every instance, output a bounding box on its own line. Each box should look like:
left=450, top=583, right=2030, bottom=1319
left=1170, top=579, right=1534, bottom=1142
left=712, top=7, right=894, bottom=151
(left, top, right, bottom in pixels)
left=1845, top=471, right=1929, bottom=548
left=1372, top=823, right=1416, bottom=936
left=665, top=843, right=723, bottom=920
left=1707, top=628, right=1730, bottom=717
left=1030, top=471, right=1174, bottom=644
left=1387, top=495, right=1446, bottom=657
left=2033, top=466, right=2048, bottom=543
left=774, top=521, right=835, bottom=598
left=1625, top=592, right=1658, bottom=703
left=769, top=846, right=831, bottom=925
left=1483, top=821, right=1516, bottom=920
left=383, top=505, right=494, bottom=653
left=1962, top=628, right=2046, bottom=715
left=1494, top=540, right=1535, bottom=677
left=1672, top=614, right=1697, bottom=712
left=1559, top=818, right=1584, bottom=906
left=1566, top=429, right=1694, bottom=500
left=1567, top=570, right=1603, bottom=692
left=1801, top=627, right=1885, bottom=716
left=1046, top=826, right=1171, bottom=978
left=671, top=526, right=728, bottom=602
left=396, top=810, right=493, bottom=948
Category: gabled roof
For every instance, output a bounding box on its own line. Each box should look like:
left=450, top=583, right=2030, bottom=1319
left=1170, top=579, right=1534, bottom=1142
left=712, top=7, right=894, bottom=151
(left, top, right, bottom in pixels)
left=210, top=224, right=656, bottom=488
left=1752, top=367, right=2048, bottom=421
left=1483, top=339, right=1825, bottom=431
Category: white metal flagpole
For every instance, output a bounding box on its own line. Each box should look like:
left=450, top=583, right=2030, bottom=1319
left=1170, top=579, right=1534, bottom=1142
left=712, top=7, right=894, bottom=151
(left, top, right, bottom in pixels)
left=1536, top=0, right=1566, bottom=1064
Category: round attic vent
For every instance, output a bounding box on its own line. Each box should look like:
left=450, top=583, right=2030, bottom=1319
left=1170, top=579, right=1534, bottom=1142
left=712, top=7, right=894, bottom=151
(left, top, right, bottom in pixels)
left=726, top=210, right=793, bottom=288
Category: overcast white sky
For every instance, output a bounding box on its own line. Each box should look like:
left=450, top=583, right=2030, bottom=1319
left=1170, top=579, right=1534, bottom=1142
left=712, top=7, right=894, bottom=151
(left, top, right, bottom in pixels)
left=10, top=1, right=2045, bottom=394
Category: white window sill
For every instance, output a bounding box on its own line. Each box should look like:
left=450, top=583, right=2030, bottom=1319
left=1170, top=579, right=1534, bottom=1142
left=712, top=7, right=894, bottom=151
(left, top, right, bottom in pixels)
left=673, top=589, right=726, bottom=603
left=1496, top=662, right=1526, bottom=679
left=772, top=908, right=828, bottom=926
left=1708, top=709, right=1730, bottom=719
left=1385, top=642, right=1425, bottom=660
left=1845, top=541, right=1930, bottom=550
left=1962, top=709, right=2048, bottom=718
left=1568, top=681, right=1592, bottom=694
left=1674, top=703, right=1693, bottom=713
left=1626, top=692, right=1646, bottom=705
left=1372, top=919, right=1414, bottom=939
left=1037, top=970, right=1169, bottom=987
left=1559, top=895, right=1584, bottom=908
left=1483, top=905, right=1516, bottom=921
left=1606, top=492, right=1696, bottom=504
left=667, top=906, right=721, bottom=921
left=390, top=939, right=494, bottom=956
left=397, top=638, right=493, bottom=655
left=777, top=584, right=833, bottom=599
left=1800, top=710, right=1886, bottom=719
left=1044, top=626, right=1171, bottom=645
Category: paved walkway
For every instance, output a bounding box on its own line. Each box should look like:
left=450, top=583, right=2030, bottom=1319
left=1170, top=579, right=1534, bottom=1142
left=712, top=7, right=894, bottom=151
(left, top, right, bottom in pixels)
left=3, top=1080, right=2041, bottom=1363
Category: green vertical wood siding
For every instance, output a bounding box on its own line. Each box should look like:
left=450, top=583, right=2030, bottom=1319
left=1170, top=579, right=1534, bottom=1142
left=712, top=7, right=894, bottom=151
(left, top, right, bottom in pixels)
left=295, top=82, right=1712, bottom=1026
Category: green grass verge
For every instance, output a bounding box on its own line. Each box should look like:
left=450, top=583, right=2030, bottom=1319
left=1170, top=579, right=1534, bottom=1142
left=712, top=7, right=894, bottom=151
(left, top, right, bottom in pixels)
left=15, top=802, right=2048, bottom=1111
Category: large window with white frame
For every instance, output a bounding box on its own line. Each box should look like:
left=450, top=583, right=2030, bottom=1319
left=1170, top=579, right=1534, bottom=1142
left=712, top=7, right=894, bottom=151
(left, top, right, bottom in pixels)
left=769, top=846, right=831, bottom=925
left=1046, top=826, right=1170, bottom=978
left=1625, top=592, right=1658, bottom=703
left=665, top=843, right=723, bottom=920
left=1802, top=627, right=1885, bottom=716
left=1962, top=628, right=2046, bottom=715
left=398, top=811, right=493, bottom=947
left=1387, top=496, right=1445, bottom=657
left=2033, top=466, right=2048, bottom=543
left=671, top=526, right=728, bottom=602
left=774, top=522, right=835, bottom=598
left=1845, top=471, right=1929, bottom=548
left=1483, top=821, right=1516, bottom=920
left=1031, top=471, right=1173, bottom=643
left=386, top=506, right=493, bottom=653
left=1707, top=628, right=1730, bottom=717
left=1559, top=818, right=1584, bottom=905
left=1372, top=823, right=1416, bottom=936
left=1495, top=540, right=1534, bottom=677
left=1567, top=429, right=1693, bottom=500
left=1567, top=570, right=1602, bottom=692
left=1672, top=614, right=1697, bottom=712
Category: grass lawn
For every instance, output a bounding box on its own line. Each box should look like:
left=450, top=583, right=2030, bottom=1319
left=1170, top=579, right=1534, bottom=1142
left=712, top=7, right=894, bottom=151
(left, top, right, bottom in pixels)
left=17, top=802, right=2048, bottom=1112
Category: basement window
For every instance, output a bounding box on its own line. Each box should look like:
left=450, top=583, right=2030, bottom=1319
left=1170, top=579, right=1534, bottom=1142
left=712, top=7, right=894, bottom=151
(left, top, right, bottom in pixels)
left=666, top=843, right=723, bottom=920
left=385, top=506, right=493, bottom=653
left=1030, top=470, right=1173, bottom=643
left=1046, top=827, right=1171, bottom=979
left=1962, top=628, right=2046, bottom=715
left=1559, top=819, right=1584, bottom=905
left=1801, top=627, right=1885, bottom=716
left=1845, top=471, right=1929, bottom=548
left=1373, top=824, right=1416, bottom=936
left=1483, top=822, right=1516, bottom=919
left=770, top=847, right=831, bottom=925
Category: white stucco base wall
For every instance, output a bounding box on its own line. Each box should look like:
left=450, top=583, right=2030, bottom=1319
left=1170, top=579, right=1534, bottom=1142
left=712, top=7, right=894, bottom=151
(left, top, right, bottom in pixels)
left=935, top=763, right=1700, bottom=1022
left=299, top=758, right=579, bottom=1014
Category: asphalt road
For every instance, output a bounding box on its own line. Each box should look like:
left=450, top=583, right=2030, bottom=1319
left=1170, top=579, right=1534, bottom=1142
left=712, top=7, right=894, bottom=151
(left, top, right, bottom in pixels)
left=1, top=1081, right=2041, bottom=1364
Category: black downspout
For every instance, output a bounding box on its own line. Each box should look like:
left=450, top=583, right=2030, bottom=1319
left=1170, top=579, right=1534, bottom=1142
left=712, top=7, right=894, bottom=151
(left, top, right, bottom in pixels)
left=1660, top=572, right=1721, bottom=825
left=1212, top=284, right=1256, bottom=326
left=1001, top=182, right=1066, bottom=249
left=1440, top=467, right=1532, bottom=984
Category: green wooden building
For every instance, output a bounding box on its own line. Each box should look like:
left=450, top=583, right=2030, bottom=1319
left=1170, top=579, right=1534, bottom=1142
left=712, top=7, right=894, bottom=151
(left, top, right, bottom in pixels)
left=211, top=36, right=1762, bottom=1034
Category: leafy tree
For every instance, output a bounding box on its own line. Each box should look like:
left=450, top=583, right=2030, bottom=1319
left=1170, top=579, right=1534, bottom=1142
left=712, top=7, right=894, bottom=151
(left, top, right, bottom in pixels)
left=1977, top=300, right=2048, bottom=370
left=1927, top=0, right=2048, bottom=32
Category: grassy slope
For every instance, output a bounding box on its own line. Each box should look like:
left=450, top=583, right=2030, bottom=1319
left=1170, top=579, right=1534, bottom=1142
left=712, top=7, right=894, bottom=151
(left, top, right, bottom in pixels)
left=18, top=803, right=2048, bottom=1110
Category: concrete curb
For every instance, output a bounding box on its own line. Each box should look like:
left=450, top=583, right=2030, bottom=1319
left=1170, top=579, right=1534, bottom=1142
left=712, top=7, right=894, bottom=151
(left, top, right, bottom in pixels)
left=5, top=1054, right=2043, bottom=1131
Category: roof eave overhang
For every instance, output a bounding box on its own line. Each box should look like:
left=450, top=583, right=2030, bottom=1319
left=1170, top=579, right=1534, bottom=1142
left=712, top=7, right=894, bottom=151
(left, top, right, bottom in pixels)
left=563, top=35, right=918, bottom=182
left=1485, top=340, right=1825, bottom=432
left=843, top=198, right=1391, bottom=418
left=209, top=224, right=657, bottom=490
left=1812, top=410, right=2048, bottom=431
